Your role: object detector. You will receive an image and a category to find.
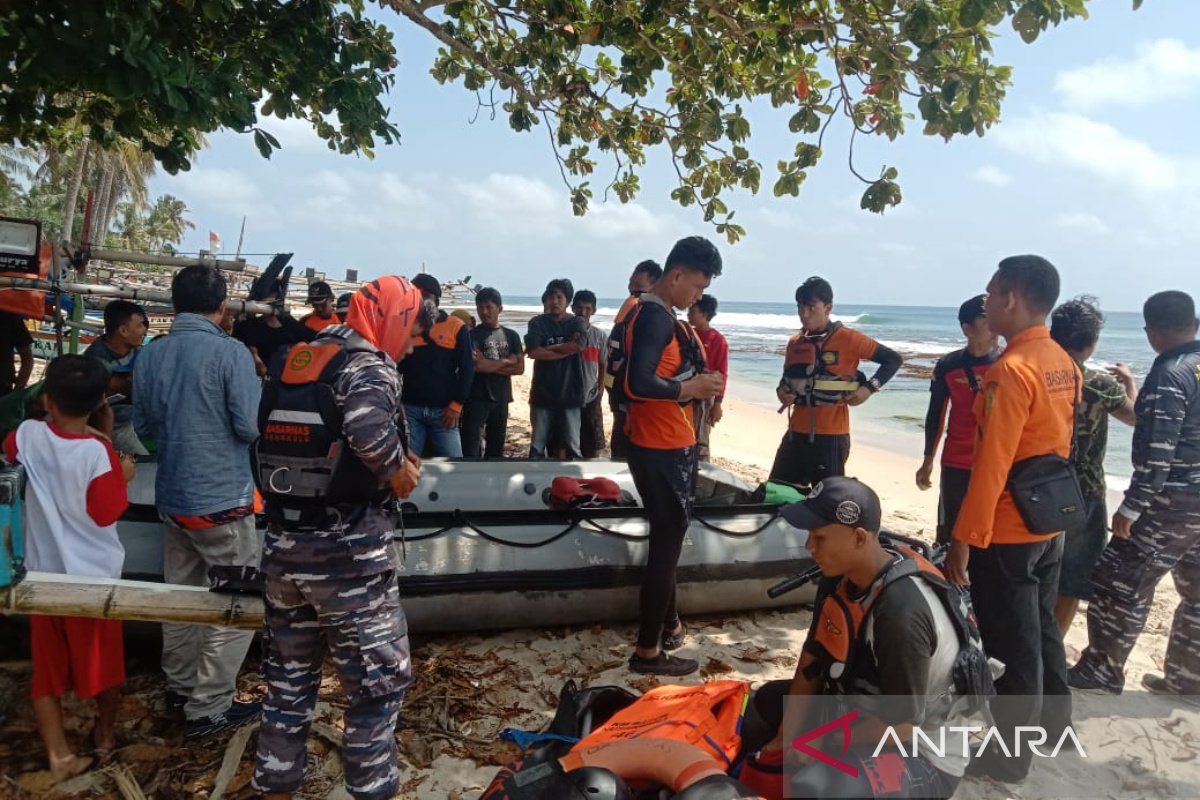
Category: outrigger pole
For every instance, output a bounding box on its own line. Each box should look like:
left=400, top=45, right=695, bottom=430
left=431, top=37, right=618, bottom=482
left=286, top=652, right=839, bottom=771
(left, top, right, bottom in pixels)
left=1, top=571, right=264, bottom=630
left=86, top=246, right=253, bottom=274
left=0, top=276, right=277, bottom=316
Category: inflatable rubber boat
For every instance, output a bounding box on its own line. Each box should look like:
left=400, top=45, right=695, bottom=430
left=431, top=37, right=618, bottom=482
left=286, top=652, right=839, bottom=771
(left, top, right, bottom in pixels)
left=117, top=459, right=816, bottom=632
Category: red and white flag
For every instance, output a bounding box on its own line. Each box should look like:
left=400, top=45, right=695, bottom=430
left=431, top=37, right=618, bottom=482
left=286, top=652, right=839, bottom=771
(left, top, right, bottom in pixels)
left=209, top=230, right=221, bottom=253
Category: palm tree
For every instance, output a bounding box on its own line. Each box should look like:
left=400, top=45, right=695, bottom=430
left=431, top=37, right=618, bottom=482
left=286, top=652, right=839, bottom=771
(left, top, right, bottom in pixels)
left=146, top=194, right=193, bottom=250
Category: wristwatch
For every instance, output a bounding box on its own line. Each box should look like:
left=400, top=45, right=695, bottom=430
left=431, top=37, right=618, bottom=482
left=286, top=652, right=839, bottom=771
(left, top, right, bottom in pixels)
left=866, top=377, right=882, bottom=393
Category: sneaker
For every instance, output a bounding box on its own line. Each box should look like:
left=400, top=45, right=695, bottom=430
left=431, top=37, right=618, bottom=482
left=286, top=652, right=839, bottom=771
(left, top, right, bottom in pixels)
left=1142, top=674, right=1200, bottom=708
left=1066, top=667, right=1119, bottom=695
left=629, top=651, right=698, bottom=677
left=661, top=622, right=686, bottom=652
left=165, top=690, right=188, bottom=716
left=184, top=700, right=262, bottom=739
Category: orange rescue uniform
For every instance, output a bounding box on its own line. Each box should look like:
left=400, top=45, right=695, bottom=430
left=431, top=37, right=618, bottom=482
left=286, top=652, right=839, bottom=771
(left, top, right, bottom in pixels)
left=301, top=313, right=338, bottom=334
left=785, top=326, right=881, bottom=436
left=953, top=326, right=1081, bottom=547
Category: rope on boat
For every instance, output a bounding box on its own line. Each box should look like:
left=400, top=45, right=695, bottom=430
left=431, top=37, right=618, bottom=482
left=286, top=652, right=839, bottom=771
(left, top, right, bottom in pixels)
left=397, top=506, right=782, bottom=547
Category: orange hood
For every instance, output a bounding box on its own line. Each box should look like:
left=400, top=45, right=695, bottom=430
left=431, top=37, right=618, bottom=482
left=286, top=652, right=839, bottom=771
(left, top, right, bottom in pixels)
left=345, top=275, right=424, bottom=361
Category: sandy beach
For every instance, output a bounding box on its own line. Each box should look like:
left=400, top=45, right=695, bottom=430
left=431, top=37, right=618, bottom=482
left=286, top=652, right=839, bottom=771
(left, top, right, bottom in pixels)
left=0, top=375, right=1194, bottom=799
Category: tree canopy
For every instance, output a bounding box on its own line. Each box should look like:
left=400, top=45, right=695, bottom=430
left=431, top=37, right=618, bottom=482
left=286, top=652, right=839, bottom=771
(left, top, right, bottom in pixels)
left=2, top=0, right=1117, bottom=240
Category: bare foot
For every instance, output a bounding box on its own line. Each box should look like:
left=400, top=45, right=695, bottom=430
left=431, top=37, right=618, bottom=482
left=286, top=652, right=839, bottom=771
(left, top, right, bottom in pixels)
left=49, top=754, right=93, bottom=783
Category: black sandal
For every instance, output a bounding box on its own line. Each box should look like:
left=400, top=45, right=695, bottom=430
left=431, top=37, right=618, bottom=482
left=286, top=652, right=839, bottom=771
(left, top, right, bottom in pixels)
left=661, top=621, right=686, bottom=651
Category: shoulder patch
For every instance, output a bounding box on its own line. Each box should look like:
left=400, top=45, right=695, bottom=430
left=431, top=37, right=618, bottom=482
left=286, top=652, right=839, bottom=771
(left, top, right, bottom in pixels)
left=280, top=342, right=342, bottom=384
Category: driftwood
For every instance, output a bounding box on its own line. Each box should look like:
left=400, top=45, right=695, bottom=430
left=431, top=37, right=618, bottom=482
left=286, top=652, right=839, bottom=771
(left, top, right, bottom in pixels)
left=0, top=572, right=264, bottom=628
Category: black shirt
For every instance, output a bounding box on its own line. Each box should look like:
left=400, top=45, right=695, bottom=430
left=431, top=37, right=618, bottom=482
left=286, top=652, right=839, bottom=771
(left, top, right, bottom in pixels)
left=469, top=325, right=524, bottom=404
left=232, top=315, right=315, bottom=368
left=526, top=313, right=586, bottom=409
left=0, top=312, right=33, bottom=395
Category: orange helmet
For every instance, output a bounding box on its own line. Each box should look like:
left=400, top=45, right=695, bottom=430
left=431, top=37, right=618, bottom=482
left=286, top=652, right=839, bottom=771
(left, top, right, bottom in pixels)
left=346, top=276, right=424, bottom=360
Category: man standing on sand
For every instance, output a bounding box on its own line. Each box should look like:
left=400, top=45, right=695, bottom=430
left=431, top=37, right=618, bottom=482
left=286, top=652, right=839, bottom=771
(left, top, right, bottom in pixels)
left=624, top=237, right=724, bottom=676
left=526, top=278, right=586, bottom=459
left=1048, top=297, right=1136, bottom=637
left=916, top=295, right=999, bottom=544
left=134, top=265, right=263, bottom=738
left=572, top=290, right=608, bottom=459
left=946, top=255, right=1078, bottom=783
left=607, top=259, right=663, bottom=460
left=687, top=294, right=728, bottom=462
left=771, top=276, right=902, bottom=488
left=400, top=273, right=474, bottom=458
left=252, top=276, right=432, bottom=800
left=1069, top=290, right=1200, bottom=704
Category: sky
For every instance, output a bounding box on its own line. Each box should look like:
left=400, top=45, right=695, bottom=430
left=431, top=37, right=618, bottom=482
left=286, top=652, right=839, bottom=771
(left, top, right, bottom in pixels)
left=149, top=1, right=1200, bottom=310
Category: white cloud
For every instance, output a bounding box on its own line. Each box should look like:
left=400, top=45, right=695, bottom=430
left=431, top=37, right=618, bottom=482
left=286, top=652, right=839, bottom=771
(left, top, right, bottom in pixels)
left=972, top=165, right=1011, bottom=187
left=994, top=111, right=1181, bottom=193
left=299, top=170, right=433, bottom=231
left=457, top=173, right=662, bottom=239
left=173, top=167, right=262, bottom=208
left=1055, top=212, right=1109, bottom=236
left=1055, top=39, right=1200, bottom=110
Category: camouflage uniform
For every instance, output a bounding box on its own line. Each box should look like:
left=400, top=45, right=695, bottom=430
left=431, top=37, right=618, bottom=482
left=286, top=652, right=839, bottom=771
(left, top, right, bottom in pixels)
left=253, top=325, right=414, bottom=800
left=1074, top=340, right=1200, bottom=694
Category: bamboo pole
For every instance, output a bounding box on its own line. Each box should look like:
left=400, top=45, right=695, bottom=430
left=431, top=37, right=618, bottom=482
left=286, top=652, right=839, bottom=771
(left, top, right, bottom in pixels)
left=90, top=247, right=252, bottom=273
left=1, top=572, right=264, bottom=629
left=0, top=277, right=276, bottom=315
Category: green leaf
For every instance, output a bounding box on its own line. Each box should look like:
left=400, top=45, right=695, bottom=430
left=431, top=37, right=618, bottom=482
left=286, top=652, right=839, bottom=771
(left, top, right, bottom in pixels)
left=1012, top=4, right=1042, bottom=43
left=253, top=128, right=274, bottom=159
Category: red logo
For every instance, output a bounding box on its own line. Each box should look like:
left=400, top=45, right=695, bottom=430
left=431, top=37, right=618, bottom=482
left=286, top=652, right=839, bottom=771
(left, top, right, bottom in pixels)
left=791, top=708, right=859, bottom=778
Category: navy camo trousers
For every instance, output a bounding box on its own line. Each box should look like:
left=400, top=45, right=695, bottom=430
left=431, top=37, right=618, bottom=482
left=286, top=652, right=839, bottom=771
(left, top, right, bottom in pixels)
left=252, top=571, right=413, bottom=799
left=1074, top=491, right=1200, bottom=695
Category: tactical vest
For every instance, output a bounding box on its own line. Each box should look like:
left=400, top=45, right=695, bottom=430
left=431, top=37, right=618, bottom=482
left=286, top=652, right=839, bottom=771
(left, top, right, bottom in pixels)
left=608, top=300, right=707, bottom=412
left=253, top=335, right=389, bottom=526
left=804, top=546, right=995, bottom=722
left=782, top=322, right=864, bottom=407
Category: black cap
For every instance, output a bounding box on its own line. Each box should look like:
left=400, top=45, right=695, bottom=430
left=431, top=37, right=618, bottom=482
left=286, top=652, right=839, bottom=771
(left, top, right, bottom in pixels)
left=958, top=294, right=986, bottom=325
left=781, top=476, right=882, bottom=532
left=411, top=273, right=442, bottom=300
left=306, top=280, right=334, bottom=303
left=335, top=292, right=353, bottom=313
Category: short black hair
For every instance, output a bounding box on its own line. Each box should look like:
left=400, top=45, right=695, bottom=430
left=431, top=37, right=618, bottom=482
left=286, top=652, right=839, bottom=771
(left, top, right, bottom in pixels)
left=796, top=276, right=833, bottom=306
left=1144, top=290, right=1197, bottom=332
left=103, top=300, right=147, bottom=337
left=573, top=290, right=598, bottom=309
left=957, top=294, right=986, bottom=326
left=411, top=273, right=442, bottom=300
left=633, top=259, right=663, bottom=282
left=172, top=265, right=227, bottom=315
left=44, top=355, right=108, bottom=418
left=693, top=294, right=719, bottom=320
left=664, top=236, right=722, bottom=278
left=994, top=255, right=1060, bottom=315
left=542, top=278, right=575, bottom=304
left=1051, top=296, right=1105, bottom=354
left=475, top=287, right=503, bottom=307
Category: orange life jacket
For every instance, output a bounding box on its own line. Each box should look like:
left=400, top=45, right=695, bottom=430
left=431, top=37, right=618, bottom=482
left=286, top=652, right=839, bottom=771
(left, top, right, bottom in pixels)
left=570, top=680, right=749, bottom=769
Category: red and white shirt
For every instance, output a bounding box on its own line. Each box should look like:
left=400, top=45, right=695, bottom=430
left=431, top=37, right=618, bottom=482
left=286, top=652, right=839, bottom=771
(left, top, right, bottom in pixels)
left=4, top=420, right=129, bottom=578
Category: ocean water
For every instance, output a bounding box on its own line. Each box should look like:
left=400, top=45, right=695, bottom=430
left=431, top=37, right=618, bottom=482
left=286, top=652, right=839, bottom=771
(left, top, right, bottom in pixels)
left=500, top=298, right=1152, bottom=487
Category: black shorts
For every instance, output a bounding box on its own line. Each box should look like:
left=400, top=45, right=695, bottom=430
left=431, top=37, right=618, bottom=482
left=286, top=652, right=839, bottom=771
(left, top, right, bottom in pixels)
left=769, top=432, right=850, bottom=488
left=936, top=466, right=972, bottom=545
left=1058, top=492, right=1108, bottom=600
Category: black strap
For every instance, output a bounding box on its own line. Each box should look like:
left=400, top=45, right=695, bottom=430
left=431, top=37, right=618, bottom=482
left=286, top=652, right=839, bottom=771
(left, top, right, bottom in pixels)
left=962, top=363, right=982, bottom=395
left=1069, top=367, right=1081, bottom=464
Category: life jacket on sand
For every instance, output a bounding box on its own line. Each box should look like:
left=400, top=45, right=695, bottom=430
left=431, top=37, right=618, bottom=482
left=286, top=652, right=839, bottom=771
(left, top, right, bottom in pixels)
left=802, top=545, right=996, bottom=721
left=481, top=681, right=763, bottom=800
left=252, top=335, right=389, bottom=526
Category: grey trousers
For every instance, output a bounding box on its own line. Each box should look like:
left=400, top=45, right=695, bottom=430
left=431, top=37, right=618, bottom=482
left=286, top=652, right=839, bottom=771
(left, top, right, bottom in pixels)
left=161, top=514, right=260, bottom=720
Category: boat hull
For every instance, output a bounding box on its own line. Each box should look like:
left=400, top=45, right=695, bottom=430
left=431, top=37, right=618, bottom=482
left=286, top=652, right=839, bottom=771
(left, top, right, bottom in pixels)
left=118, top=460, right=815, bottom=632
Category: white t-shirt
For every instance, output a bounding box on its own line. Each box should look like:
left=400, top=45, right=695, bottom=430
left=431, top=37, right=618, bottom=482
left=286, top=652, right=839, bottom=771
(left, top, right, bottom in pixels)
left=5, top=419, right=129, bottom=579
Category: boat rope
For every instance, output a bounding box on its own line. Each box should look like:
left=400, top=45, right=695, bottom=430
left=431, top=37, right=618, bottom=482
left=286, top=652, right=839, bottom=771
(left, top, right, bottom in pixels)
left=690, top=509, right=781, bottom=536
left=454, top=510, right=583, bottom=548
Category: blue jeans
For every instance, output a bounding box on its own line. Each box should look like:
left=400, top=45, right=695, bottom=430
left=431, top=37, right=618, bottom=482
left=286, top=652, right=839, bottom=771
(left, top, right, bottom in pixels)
left=404, top=404, right=463, bottom=458
left=530, top=406, right=581, bottom=459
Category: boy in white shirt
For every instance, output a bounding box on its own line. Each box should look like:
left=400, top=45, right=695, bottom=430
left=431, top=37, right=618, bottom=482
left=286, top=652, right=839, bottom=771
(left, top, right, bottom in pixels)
left=4, top=355, right=134, bottom=781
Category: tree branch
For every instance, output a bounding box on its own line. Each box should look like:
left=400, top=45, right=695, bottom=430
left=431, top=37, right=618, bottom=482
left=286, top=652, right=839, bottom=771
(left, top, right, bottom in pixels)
left=385, top=0, right=543, bottom=106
